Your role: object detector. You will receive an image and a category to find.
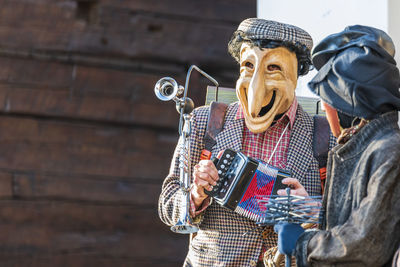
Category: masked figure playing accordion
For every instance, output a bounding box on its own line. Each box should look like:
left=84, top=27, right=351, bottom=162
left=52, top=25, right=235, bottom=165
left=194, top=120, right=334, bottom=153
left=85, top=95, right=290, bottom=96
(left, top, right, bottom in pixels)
left=158, top=18, right=336, bottom=267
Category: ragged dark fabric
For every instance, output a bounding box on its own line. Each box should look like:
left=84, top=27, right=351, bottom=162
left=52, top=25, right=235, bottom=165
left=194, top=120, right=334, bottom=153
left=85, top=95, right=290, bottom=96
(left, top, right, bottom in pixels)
left=296, top=25, right=400, bottom=266
left=308, top=25, right=400, bottom=120
left=295, top=111, right=400, bottom=266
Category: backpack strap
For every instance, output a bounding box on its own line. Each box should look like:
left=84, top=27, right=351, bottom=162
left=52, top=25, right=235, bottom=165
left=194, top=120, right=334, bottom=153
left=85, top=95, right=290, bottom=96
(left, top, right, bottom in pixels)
left=200, top=101, right=228, bottom=160
left=313, top=115, right=331, bottom=194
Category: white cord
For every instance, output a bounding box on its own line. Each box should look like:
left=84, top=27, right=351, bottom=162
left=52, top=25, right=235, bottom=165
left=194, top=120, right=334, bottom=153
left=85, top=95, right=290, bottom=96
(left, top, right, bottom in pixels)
left=267, top=122, right=289, bottom=165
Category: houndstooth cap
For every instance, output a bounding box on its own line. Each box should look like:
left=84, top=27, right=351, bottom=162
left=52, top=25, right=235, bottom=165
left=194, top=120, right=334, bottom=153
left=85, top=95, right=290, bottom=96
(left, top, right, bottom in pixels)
left=237, top=18, right=313, bottom=52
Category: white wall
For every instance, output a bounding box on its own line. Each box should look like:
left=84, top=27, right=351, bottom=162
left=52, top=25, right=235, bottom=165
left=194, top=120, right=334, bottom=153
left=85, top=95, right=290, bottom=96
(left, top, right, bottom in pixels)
left=388, top=0, right=400, bottom=66
left=388, top=0, right=400, bottom=126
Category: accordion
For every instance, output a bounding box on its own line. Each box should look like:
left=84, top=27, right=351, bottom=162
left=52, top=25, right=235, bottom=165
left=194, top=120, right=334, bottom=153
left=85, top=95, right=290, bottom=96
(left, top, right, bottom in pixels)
left=205, top=148, right=290, bottom=222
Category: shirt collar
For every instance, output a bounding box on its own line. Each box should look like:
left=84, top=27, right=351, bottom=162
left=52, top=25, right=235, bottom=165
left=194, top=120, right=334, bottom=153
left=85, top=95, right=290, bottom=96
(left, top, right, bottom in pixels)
left=235, top=97, right=298, bottom=129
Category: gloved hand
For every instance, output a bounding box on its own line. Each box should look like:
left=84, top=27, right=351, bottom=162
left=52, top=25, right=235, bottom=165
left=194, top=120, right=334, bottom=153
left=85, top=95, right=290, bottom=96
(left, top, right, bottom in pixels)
left=274, top=222, right=304, bottom=256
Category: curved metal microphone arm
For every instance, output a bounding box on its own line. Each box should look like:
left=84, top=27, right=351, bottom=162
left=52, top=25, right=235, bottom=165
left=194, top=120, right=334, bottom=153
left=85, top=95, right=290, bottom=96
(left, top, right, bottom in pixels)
left=183, top=65, right=219, bottom=101
left=178, top=65, right=219, bottom=136
left=154, top=65, right=219, bottom=234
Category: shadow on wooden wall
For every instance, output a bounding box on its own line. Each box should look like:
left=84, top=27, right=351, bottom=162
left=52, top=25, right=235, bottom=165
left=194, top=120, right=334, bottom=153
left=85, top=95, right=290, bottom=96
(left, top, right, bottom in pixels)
left=0, top=0, right=255, bottom=266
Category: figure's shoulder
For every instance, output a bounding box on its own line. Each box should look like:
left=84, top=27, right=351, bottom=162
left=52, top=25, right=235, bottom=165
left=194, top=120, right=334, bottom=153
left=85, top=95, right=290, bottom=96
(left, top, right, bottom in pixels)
left=225, top=101, right=240, bottom=121
left=296, top=104, right=313, bottom=121
left=193, top=101, right=239, bottom=122
left=293, top=104, right=314, bottom=132
left=371, top=125, right=400, bottom=156
left=364, top=130, right=400, bottom=177
left=193, top=104, right=210, bottom=118
left=352, top=114, right=400, bottom=165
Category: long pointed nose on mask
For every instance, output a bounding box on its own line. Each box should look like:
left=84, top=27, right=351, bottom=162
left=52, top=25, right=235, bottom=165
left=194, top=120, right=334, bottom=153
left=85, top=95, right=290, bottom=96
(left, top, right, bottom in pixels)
left=248, top=68, right=264, bottom=118
left=248, top=83, right=276, bottom=118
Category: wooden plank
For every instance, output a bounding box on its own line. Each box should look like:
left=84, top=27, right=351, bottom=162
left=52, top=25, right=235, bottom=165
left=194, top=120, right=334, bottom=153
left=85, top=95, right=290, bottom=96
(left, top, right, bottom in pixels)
left=12, top=173, right=161, bottom=205
left=0, top=85, right=181, bottom=128
left=0, top=57, right=73, bottom=89
left=0, top=172, right=12, bottom=198
left=0, top=256, right=185, bottom=267
left=0, top=2, right=240, bottom=66
left=0, top=200, right=188, bottom=261
left=0, top=116, right=177, bottom=179
left=0, top=201, right=156, bottom=231
left=101, top=0, right=256, bottom=23
left=0, top=1, right=76, bottom=29
left=95, top=14, right=236, bottom=65
left=0, top=57, right=218, bottom=128
left=0, top=0, right=256, bottom=25
left=0, top=56, right=182, bottom=98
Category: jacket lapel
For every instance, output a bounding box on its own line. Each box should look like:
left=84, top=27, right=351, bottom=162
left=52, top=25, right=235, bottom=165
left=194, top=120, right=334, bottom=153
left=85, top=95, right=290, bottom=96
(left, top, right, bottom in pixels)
left=286, top=106, right=314, bottom=183
left=212, top=103, right=243, bottom=155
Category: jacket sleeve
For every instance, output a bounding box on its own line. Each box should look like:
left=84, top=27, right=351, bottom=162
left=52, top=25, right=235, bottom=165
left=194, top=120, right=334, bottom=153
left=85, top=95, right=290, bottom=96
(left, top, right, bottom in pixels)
left=295, top=152, right=400, bottom=266
left=158, top=106, right=208, bottom=227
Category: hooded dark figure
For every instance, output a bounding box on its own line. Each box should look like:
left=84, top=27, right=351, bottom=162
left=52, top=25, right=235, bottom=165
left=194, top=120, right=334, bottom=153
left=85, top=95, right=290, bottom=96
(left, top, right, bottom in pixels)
left=292, top=25, right=400, bottom=266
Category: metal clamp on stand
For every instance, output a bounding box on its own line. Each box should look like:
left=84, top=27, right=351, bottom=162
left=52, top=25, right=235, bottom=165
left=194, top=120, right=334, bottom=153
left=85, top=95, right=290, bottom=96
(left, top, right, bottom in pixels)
left=154, top=65, right=219, bottom=234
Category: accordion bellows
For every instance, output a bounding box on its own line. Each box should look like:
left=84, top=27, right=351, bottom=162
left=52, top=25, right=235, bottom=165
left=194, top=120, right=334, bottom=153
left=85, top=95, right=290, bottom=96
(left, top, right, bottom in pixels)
left=207, top=149, right=289, bottom=222
left=235, top=163, right=284, bottom=221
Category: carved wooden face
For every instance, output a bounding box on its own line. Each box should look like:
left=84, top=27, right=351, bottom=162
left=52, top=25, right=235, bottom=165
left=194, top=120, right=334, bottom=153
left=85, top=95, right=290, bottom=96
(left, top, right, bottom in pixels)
left=236, top=43, right=298, bottom=133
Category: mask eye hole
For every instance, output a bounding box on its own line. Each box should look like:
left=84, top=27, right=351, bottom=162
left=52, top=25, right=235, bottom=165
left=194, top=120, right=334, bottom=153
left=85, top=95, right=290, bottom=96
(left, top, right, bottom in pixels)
left=268, top=64, right=281, bottom=71
left=244, top=62, right=254, bottom=69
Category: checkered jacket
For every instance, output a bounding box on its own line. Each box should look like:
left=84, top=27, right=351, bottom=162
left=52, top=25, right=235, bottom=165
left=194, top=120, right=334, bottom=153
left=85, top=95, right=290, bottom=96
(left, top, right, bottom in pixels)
left=158, top=101, right=336, bottom=267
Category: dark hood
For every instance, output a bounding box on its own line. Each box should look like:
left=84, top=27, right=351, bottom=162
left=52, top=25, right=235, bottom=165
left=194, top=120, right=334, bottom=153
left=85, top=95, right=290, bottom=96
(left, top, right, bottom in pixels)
left=308, top=25, right=400, bottom=120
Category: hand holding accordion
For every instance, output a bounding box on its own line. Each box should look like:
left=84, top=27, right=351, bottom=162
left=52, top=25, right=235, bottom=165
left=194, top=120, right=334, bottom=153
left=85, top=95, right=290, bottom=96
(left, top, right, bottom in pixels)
left=204, top=149, right=292, bottom=222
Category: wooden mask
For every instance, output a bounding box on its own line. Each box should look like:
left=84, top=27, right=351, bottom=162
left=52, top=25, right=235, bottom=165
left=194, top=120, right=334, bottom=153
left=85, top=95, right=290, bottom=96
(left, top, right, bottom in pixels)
left=236, top=43, right=298, bottom=133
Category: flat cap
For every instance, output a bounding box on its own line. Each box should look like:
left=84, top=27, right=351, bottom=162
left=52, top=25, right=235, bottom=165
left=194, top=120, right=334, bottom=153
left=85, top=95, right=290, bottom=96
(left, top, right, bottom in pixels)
left=237, top=18, right=313, bottom=51
left=312, top=24, right=395, bottom=70
left=309, top=25, right=400, bottom=119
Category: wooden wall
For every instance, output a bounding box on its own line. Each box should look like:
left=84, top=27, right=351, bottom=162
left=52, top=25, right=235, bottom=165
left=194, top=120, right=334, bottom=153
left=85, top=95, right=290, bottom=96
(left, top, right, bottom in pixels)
left=0, top=0, right=255, bottom=266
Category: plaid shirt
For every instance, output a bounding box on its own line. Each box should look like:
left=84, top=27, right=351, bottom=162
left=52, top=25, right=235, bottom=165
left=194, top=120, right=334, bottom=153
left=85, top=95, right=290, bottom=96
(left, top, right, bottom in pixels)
left=238, top=98, right=298, bottom=261
left=239, top=98, right=298, bottom=169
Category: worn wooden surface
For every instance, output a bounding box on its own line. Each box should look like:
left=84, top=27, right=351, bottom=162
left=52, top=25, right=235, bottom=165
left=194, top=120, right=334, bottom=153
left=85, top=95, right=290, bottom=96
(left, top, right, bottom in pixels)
left=0, top=0, right=256, bottom=266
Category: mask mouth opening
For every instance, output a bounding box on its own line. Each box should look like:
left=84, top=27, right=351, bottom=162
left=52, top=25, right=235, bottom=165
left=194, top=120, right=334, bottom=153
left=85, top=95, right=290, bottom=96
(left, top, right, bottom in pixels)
left=258, top=90, right=276, bottom=117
